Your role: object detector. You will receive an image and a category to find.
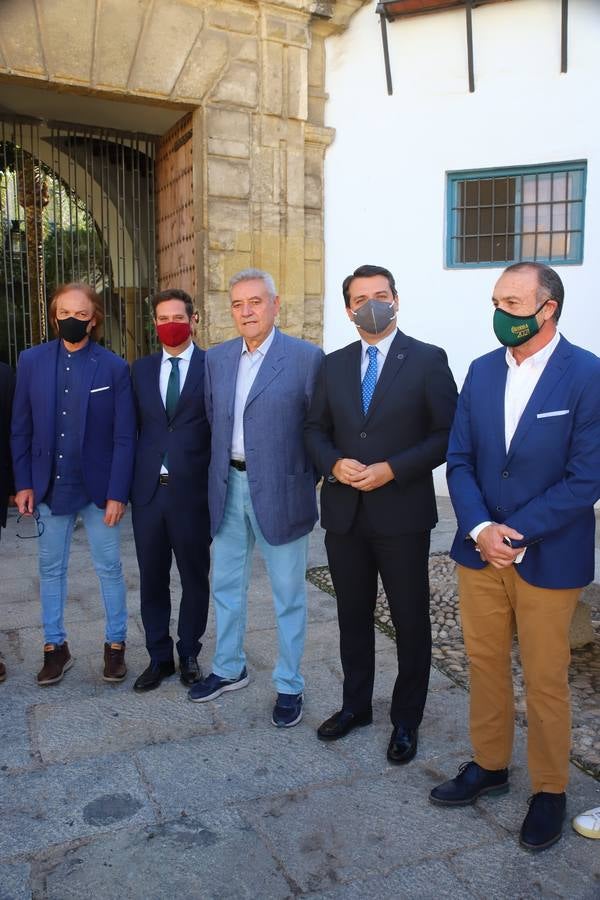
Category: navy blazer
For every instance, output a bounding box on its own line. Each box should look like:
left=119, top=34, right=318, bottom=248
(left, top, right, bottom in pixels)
left=448, top=335, right=600, bottom=589
left=305, top=330, right=458, bottom=536
left=205, top=329, right=323, bottom=546
left=130, top=345, right=210, bottom=508
left=11, top=340, right=136, bottom=508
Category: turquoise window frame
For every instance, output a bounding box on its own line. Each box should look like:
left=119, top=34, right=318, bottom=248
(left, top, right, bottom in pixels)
left=446, top=161, right=587, bottom=269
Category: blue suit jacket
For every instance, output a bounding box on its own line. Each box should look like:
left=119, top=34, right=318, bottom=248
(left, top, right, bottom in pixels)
left=205, top=328, right=324, bottom=545
left=130, top=345, right=210, bottom=508
left=448, top=336, right=600, bottom=589
left=11, top=340, right=136, bottom=508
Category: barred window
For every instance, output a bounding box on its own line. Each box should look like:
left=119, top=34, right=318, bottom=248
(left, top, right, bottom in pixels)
left=447, top=162, right=586, bottom=268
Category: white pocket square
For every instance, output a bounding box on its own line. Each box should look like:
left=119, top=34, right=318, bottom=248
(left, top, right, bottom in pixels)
left=90, top=385, right=111, bottom=393
left=537, top=409, right=569, bottom=418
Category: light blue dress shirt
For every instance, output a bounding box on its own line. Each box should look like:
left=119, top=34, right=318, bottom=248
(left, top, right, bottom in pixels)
left=231, top=328, right=276, bottom=461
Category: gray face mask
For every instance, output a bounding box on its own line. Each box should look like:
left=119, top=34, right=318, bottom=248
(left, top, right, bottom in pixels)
left=351, top=299, right=396, bottom=335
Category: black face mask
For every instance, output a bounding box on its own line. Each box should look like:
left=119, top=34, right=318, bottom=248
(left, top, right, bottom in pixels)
left=57, top=317, right=91, bottom=344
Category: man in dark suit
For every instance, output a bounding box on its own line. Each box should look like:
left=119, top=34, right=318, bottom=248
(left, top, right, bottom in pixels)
left=131, top=289, right=211, bottom=692
left=11, top=283, right=136, bottom=685
left=305, top=264, right=457, bottom=760
left=0, top=360, right=15, bottom=682
left=430, top=263, right=600, bottom=852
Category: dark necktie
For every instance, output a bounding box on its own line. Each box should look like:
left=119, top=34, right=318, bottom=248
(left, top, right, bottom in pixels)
left=163, top=357, right=180, bottom=471
left=361, top=345, right=378, bottom=414
left=166, top=357, right=180, bottom=419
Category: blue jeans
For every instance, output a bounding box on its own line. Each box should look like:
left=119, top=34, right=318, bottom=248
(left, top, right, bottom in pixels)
left=211, top=468, right=308, bottom=694
left=37, top=502, right=128, bottom=645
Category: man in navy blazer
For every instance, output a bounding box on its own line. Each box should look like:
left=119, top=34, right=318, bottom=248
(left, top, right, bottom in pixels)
left=11, top=283, right=136, bottom=685
left=130, top=289, right=211, bottom=692
left=189, top=268, right=323, bottom=728
left=430, top=263, right=600, bottom=852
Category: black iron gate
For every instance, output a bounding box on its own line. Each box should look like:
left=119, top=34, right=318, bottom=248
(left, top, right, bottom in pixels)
left=0, top=115, right=157, bottom=366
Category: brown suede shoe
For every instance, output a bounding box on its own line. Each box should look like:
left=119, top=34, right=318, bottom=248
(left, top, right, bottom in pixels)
left=103, top=642, right=127, bottom=682
left=37, top=642, right=73, bottom=686
left=0, top=660, right=6, bottom=682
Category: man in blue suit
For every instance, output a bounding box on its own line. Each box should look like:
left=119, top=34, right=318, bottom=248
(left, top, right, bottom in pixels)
left=130, top=289, right=211, bottom=692
left=189, top=269, right=324, bottom=728
left=430, top=263, right=600, bottom=852
left=11, top=283, right=136, bottom=685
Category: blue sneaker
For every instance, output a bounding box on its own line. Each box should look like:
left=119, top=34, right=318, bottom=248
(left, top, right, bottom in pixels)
left=188, top=668, right=249, bottom=703
left=272, top=692, right=303, bottom=727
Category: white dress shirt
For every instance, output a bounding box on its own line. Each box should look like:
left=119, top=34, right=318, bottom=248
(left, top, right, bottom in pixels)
left=470, top=330, right=561, bottom=559
left=159, top=341, right=194, bottom=474
left=231, top=328, right=276, bottom=461
left=360, top=328, right=398, bottom=383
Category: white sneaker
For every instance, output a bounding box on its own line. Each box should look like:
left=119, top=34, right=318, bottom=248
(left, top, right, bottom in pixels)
left=572, top=806, right=600, bottom=839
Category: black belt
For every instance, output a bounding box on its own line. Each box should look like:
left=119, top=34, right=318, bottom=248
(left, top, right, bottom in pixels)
left=159, top=474, right=169, bottom=485
left=229, top=459, right=246, bottom=471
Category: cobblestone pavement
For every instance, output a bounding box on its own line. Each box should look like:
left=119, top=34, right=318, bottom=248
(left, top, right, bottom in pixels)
left=1, top=501, right=599, bottom=899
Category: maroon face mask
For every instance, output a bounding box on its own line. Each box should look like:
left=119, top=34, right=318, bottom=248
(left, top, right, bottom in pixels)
left=156, top=321, right=191, bottom=347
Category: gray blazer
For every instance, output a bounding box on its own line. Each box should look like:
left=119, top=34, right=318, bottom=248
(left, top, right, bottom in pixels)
left=205, top=328, right=324, bottom=545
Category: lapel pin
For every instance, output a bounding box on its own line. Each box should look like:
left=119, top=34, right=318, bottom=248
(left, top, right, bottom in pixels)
left=397, top=353, right=404, bottom=360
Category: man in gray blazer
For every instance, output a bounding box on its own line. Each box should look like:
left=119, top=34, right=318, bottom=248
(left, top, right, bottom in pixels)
left=189, top=269, right=324, bottom=727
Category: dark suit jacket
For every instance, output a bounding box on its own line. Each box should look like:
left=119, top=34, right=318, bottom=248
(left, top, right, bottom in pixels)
left=11, top=340, right=136, bottom=508
left=130, top=345, right=210, bottom=509
left=448, top=336, right=600, bottom=589
left=305, top=330, right=458, bottom=536
left=0, top=362, right=15, bottom=528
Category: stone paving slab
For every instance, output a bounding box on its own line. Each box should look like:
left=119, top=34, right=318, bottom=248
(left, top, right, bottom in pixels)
left=32, top=690, right=221, bottom=765
left=449, top=836, right=600, bottom=899
left=240, top=767, right=502, bottom=894
left=0, top=755, right=156, bottom=859
left=0, top=862, right=32, bottom=900
left=305, top=859, right=477, bottom=900
left=35, top=810, right=293, bottom=900
left=134, top=726, right=362, bottom=821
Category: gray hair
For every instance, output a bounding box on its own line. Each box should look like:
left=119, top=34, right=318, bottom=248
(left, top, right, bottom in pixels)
left=228, top=268, right=277, bottom=300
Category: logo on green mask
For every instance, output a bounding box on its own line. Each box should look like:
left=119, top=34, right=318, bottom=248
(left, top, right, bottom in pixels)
left=493, top=300, right=549, bottom=348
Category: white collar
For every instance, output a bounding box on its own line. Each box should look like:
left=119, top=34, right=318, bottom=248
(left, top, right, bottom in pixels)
left=505, top=330, right=560, bottom=370
left=161, top=341, right=195, bottom=364
left=360, top=327, right=398, bottom=358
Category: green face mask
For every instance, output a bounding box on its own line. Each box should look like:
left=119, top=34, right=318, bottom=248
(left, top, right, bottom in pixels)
left=493, top=299, right=549, bottom=348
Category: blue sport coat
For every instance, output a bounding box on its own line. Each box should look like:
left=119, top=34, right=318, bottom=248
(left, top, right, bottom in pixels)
left=448, top=335, right=600, bottom=589
left=205, top=328, right=324, bottom=546
left=11, top=339, right=136, bottom=508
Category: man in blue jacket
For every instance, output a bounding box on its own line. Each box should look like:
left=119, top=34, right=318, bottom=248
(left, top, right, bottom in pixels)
left=11, top=284, right=136, bottom=686
left=130, top=289, right=211, bottom=692
left=189, top=269, right=323, bottom=728
left=430, top=263, right=600, bottom=852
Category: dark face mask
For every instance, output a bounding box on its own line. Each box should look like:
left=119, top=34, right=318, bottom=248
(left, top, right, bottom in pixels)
left=57, top=317, right=91, bottom=344
left=351, top=299, right=396, bottom=335
left=493, top=299, right=549, bottom=348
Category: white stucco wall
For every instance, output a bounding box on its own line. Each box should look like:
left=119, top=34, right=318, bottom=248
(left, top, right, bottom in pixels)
left=324, top=0, right=600, bottom=492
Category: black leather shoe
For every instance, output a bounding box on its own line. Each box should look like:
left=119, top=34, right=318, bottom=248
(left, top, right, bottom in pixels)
left=519, top=792, right=566, bottom=851
left=387, top=725, right=418, bottom=764
left=430, top=760, right=509, bottom=806
left=317, top=709, right=372, bottom=741
left=179, top=656, right=201, bottom=686
left=133, top=660, right=176, bottom=693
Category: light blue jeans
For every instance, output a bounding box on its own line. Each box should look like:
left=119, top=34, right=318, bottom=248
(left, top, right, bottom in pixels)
left=211, top=468, right=308, bottom=695
left=37, top=502, right=127, bottom=645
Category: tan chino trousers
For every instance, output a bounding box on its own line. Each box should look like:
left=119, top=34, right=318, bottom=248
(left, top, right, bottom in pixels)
left=458, top=564, right=579, bottom=794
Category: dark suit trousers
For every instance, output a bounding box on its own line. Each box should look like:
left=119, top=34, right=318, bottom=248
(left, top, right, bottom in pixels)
left=132, top=482, right=210, bottom=663
left=325, top=499, right=431, bottom=729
